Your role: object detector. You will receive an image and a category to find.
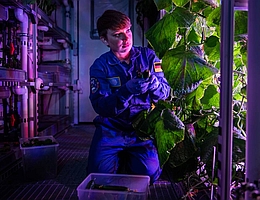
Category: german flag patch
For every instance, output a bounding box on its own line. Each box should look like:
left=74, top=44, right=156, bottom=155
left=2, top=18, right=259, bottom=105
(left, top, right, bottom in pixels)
left=154, top=62, right=163, bottom=72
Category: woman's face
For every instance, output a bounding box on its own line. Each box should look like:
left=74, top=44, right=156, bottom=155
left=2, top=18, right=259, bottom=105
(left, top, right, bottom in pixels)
left=102, top=25, right=133, bottom=60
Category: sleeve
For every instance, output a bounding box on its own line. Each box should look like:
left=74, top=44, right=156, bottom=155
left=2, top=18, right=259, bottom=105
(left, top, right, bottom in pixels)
left=147, top=49, right=171, bottom=102
left=89, top=60, right=133, bottom=117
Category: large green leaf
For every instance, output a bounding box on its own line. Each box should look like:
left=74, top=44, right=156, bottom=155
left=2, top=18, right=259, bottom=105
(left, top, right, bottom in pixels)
left=200, top=84, right=220, bottom=109
left=191, top=1, right=212, bottom=13
left=206, top=7, right=220, bottom=27
left=162, top=47, right=219, bottom=95
left=132, top=100, right=173, bottom=139
left=153, top=0, right=172, bottom=10
left=185, top=78, right=213, bottom=110
left=155, top=108, right=185, bottom=167
left=172, top=0, right=190, bottom=7
left=204, top=35, right=221, bottom=62
left=188, top=27, right=201, bottom=45
left=167, top=123, right=197, bottom=168
left=145, top=7, right=196, bottom=58
left=146, top=13, right=178, bottom=58
left=206, top=7, right=221, bottom=36
left=173, top=7, right=197, bottom=28
left=198, top=127, right=218, bottom=165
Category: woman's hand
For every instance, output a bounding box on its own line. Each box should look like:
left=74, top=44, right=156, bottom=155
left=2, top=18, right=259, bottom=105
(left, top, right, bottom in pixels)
left=126, top=78, right=150, bottom=94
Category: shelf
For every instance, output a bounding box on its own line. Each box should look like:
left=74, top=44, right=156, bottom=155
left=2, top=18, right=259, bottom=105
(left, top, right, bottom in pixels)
left=38, top=63, right=71, bottom=90
left=38, top=71, right=55, bottom=84
left=36, top=7, right=72, bottom=48
left=38, top=115, right=70, bottom=136
left=0, top=0, right=31, bottom=14
left=0, top=3, right=8, bottom=21
left=38, top=37, right=64, bottom=50
left=0, top=0, right=72, bottom=49
left=0, top=67, right=26, bottom=82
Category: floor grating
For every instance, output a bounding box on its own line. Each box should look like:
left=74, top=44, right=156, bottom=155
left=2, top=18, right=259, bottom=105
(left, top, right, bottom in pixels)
left=0, top=124, right=185, bottom=200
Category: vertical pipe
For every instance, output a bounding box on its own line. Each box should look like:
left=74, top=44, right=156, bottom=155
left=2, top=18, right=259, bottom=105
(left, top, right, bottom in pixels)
left=28, top=16, right=38, bottom=138
left=0, top=32, right=2, bottom=64
left=15, top=8, right=29, bottom=138
left=211, top=146, right=216, bottom=200
left=65, top=89, right=69, bottom=115
left=246, top=0, right=260, bottom=199
left=33, top=3, right=39, bottom=137
left=2, top=99, right=9, bottom=140
left=218, top=0, right=234, bottom=199
left=65, top=5, right=70, bottom=65
left=72, top=0, right=79, bottom=124
left=21, top=87, right=29, bottom=138
left=1, top=23, right=6, bottom=67
left=15, top=8, right=28, bottom=72
left=63, top=0, right=71, bottom=116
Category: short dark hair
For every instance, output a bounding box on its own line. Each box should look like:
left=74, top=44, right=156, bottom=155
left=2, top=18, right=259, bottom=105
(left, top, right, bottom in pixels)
left=97, top=10, right=131, bottom=39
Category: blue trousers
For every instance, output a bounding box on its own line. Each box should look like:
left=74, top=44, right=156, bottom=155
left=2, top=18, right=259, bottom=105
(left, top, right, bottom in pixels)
left=87, top=124, right=161, bottom=184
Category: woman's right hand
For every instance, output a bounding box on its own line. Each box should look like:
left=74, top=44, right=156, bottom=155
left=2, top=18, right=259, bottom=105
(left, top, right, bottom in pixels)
left=126, top=78, right=150, bottom=94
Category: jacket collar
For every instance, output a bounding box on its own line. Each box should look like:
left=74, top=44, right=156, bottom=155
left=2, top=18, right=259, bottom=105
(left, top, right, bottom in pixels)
left=107, top=47, right=141, bottom=65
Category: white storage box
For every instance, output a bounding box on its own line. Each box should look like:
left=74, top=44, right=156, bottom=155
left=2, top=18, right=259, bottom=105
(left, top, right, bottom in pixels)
left=77, top=173, right=150, bottom=200
left=19, top=135, right=59, bottom=181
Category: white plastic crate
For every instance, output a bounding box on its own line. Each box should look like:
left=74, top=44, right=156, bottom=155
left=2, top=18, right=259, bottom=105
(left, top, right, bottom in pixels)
left=19, top=135, right=59, bottom=181
left=77, top=173, right=150, bottom=200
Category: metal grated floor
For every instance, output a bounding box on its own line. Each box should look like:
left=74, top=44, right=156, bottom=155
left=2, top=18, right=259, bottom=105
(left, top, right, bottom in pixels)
left=0, top=124, right=185, bottom=200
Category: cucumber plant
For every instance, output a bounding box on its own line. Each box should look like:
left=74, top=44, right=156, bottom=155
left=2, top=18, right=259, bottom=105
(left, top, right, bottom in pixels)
left=135, top=0, right=248, bottom=193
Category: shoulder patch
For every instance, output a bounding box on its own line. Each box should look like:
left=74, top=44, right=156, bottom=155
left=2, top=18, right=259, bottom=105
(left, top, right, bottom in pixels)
left=154, top=62, right=163, bottom=72
left=107, top=77, right=121, bottom=87
left=90, top=77, right=100, bottom=93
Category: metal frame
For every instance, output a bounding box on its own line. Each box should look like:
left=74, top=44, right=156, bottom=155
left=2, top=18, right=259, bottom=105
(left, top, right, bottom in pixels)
left=218, top=0, right=234, bottom=199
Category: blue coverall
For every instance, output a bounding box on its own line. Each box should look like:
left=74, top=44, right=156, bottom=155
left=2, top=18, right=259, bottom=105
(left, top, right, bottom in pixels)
left=87, top=46, right=170, bottom=183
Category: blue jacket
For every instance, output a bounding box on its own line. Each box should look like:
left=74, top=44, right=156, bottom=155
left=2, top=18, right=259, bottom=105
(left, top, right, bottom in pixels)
left=89, top=46, right=170, bottom=131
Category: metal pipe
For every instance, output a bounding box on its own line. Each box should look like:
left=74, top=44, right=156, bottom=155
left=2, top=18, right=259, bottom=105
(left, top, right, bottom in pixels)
left=72, top=0, right=79, bottom=124
left=15, top=8, right=28, bottom=72
left=218, top=0, right=234, bottom=199
left=63, top=0, right=71, bottom=116
left=21, top=86, right=29, bottom=138
left=28, top=19, right=38, bottom=138
left=63, top=0, right=71, bottom=65
left=15, top=8, right=29, bottom=138
left=246, top=0, right=260, bottom=199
